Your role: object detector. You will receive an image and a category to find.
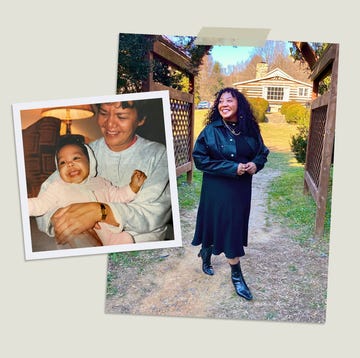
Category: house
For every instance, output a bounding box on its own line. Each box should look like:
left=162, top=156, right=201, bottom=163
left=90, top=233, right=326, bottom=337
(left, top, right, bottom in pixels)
left=233, top=62, right=313, bottom=112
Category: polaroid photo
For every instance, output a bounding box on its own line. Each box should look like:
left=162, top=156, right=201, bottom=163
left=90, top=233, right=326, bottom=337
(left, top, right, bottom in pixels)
left=13, top=91, right=182, bottom=260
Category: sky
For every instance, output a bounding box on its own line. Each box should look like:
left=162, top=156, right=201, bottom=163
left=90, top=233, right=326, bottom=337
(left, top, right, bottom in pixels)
left=210, top=45, right=254, bottom=67
left=209, top=41, right=293, bottom=69
left=167, top=35, right=292, bottom=69
left=167, top=35, right=256, bottom=68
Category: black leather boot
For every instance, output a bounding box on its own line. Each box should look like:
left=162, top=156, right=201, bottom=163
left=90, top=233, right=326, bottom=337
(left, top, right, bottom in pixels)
left=230, top=262, right=253, bottom=300
left=198, top=246, right=214, bottom=275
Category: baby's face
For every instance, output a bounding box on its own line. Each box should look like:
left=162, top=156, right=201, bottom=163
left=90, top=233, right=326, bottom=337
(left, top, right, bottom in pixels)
left=57, top=144, right=90, bottom=184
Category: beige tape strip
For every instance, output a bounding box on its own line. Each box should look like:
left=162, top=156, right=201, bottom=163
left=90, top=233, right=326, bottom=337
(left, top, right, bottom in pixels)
left=194, top=27, right=270, bottom=47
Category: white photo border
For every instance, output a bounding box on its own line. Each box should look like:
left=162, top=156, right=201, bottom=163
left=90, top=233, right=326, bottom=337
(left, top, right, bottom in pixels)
left=13, top=90, right=182, bottom=260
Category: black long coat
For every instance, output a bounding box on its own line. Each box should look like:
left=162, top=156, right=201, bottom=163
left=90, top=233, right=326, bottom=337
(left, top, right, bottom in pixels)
left=191, top=119, right=269, bottom=258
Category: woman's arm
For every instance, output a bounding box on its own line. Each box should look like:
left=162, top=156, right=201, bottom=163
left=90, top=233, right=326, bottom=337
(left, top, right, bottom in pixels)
left=51, top=202, right=119, bottom=245
left=192, top=130, right=239, bottom=177
left=252, top=134, right=270, bottom=173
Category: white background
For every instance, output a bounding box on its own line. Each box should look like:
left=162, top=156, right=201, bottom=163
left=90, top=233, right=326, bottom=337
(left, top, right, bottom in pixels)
left=1, top=1, right=359, bottom=357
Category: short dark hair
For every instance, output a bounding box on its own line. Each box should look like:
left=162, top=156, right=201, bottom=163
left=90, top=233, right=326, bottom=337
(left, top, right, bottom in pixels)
left=95, top=100, right=147, bottom=121
left=55, top=134, right=89, bottom=162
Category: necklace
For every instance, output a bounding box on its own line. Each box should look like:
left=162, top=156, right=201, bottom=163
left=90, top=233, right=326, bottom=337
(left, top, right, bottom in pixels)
left=222, top=119, right=241, bottom=136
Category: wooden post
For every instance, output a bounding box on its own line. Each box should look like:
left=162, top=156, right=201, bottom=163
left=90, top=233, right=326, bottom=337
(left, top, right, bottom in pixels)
left=314, top=44, right=339, bottom=237
left=187, top=68, right=195, bottom=184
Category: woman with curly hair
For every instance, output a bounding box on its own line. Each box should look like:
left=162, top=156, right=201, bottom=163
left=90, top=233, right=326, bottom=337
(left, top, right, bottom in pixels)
left=192, top=87, right=269, bottom=300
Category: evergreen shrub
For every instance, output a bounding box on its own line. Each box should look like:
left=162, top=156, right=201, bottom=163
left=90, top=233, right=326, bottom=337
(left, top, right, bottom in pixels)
left=249, top=97, right=269, bottom=123
left=281, top=101, right=310, bottom=125
left=290, top=125, right=309, bottom=164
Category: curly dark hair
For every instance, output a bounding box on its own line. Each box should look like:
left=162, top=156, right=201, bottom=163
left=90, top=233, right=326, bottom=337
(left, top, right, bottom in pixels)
left=205, top=87, right=260, bottom=138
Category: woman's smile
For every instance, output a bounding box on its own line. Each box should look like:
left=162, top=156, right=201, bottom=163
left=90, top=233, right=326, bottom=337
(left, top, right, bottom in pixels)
left=218, top=92, right=239, bottom=122
left=105, top=129, right=121, bottom=137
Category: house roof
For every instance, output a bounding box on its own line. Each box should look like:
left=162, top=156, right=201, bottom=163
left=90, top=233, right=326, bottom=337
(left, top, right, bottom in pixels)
left=233, top=67, right=312, bottom=88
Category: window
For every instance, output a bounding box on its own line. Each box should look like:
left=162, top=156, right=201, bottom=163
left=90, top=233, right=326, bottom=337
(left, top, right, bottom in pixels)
left=266, top=87, right=284, bottom=101
left=298, top=87, right=309, bottom=97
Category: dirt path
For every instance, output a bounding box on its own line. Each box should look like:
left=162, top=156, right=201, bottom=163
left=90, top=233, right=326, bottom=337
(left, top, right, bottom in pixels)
left=105, top=166, right=329, bottom=323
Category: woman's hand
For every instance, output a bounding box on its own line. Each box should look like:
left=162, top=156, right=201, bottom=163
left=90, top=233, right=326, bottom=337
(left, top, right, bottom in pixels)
left=51, top=202, right=104, bottom=245
left=244, top=162, right=257, bottom=175
left=237, top=163, right=246, bottom=175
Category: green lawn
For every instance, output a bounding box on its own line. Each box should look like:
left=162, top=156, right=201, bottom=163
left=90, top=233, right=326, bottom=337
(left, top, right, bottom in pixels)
left=260, top=122, right=298, bottom=153
left=193, top=109, right=208, bottom=143
left=182, top=111, right=332, bottom=246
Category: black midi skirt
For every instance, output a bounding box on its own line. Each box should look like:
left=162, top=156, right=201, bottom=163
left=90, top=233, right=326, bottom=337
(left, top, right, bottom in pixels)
left=192, top=170, right=252, bottom=258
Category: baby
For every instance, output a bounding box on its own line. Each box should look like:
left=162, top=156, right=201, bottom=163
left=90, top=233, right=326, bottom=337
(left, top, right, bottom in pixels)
left=28, top=134, right=147, bottom=248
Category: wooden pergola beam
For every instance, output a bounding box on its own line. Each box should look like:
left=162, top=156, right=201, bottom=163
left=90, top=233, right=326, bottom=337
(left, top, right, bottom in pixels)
left=293, top=41, right=318, bottom=69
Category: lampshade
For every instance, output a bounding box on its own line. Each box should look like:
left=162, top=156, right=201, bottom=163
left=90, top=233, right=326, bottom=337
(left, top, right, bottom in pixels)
left=41, top=104, right=94, bottom=121
left=41, top=104, right=94, bottom=135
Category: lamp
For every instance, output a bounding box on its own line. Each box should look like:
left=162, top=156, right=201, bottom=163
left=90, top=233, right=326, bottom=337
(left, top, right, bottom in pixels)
left=41, top=104, right=94, bottom=135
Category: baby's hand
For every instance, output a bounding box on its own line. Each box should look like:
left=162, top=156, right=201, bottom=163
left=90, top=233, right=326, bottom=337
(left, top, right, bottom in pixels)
left=129, top=170, right=147, bottom=193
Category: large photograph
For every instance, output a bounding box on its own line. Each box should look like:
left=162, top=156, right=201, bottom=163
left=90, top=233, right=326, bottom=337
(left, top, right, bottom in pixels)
left=105, top=33, right=338, bottom=324
left=13, top=91, right=182, bottom=260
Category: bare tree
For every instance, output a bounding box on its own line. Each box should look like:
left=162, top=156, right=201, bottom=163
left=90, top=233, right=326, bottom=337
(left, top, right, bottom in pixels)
left=251, top=40, right=288, bottom=64
left=195, top=55, right=219, bottom=101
